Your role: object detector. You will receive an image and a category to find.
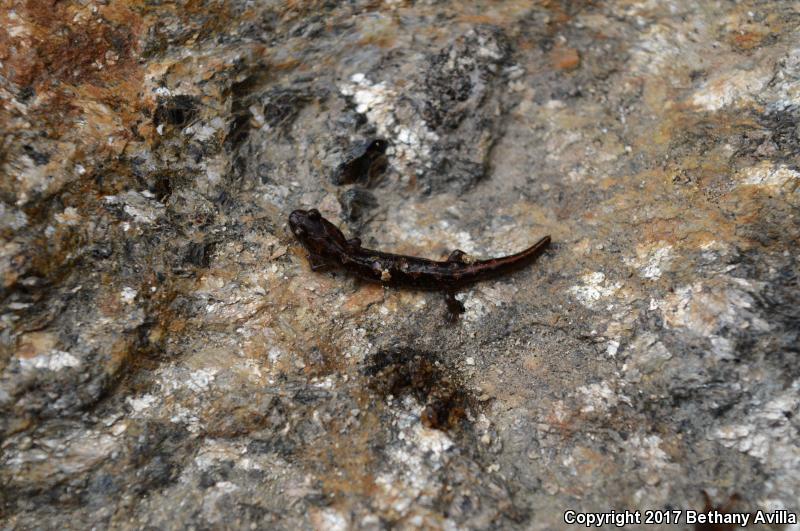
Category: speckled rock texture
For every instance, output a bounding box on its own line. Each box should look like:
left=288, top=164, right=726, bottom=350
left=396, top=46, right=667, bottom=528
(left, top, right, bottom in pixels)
left=1, top=1, right=798, bottom=529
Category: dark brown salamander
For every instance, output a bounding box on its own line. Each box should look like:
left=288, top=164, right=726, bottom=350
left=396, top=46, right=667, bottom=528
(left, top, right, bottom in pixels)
left=288, top=208, right=550, bottom=319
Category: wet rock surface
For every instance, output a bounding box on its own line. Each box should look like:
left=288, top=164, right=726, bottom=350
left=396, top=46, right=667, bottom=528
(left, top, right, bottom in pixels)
left=1, top=0, right=798, bottom=529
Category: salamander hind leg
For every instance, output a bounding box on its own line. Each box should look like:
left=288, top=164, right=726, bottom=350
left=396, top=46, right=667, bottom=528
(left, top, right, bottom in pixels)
left=444, top=291, right=465, bottom=323
left=447, top=249, right=467, bottom=263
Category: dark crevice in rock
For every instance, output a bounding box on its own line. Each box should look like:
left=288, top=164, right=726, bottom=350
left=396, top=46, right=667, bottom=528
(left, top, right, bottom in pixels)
left=364, top=347, right=476, bottom=433
left=153, top=95, right=200, bottom=129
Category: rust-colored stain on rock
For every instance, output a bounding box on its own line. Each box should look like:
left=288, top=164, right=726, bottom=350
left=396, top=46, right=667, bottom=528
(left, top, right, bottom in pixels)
left=550, top=45, right=581, bottom=71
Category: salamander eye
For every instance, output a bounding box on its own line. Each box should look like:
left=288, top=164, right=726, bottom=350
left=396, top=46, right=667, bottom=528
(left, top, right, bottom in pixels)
left=308, top=209, right=321, bottom=220
left=369, top=139, right=388, bottom=152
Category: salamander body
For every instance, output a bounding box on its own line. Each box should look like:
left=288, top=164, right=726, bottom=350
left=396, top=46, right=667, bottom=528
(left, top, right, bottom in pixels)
left=288, top=208, right=550, bottom=317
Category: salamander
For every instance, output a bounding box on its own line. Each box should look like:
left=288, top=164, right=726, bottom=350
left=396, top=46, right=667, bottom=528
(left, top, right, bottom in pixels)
left=288, top=208, right=551, bottom=319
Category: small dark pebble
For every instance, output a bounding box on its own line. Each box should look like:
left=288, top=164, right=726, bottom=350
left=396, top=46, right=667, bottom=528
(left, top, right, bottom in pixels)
left=331, top=138, right=389, bottom=186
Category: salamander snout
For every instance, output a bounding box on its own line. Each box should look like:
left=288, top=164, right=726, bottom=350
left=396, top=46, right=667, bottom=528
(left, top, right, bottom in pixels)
left=288, top=210, right=308, bottom=236
left=289, top=208, right=323, bottom=238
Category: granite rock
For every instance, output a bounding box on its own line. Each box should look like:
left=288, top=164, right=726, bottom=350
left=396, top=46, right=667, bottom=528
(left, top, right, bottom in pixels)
left=1, top=0, right=798, bottom=529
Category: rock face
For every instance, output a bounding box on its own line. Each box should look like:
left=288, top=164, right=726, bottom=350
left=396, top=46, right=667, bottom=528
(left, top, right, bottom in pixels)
left=1, top=0, right=798, bottom=528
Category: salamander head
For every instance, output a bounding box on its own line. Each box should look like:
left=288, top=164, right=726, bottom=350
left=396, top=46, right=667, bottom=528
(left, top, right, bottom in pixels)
left=289, top=208, right=347, bottom=254
left=289, top=208, right=325, bottom=241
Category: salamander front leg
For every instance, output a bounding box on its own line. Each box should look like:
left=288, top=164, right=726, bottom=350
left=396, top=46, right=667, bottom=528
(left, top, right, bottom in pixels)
left=307, top=253, right=330, bottom=272
left=444, top=291, right=465, bottom=322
